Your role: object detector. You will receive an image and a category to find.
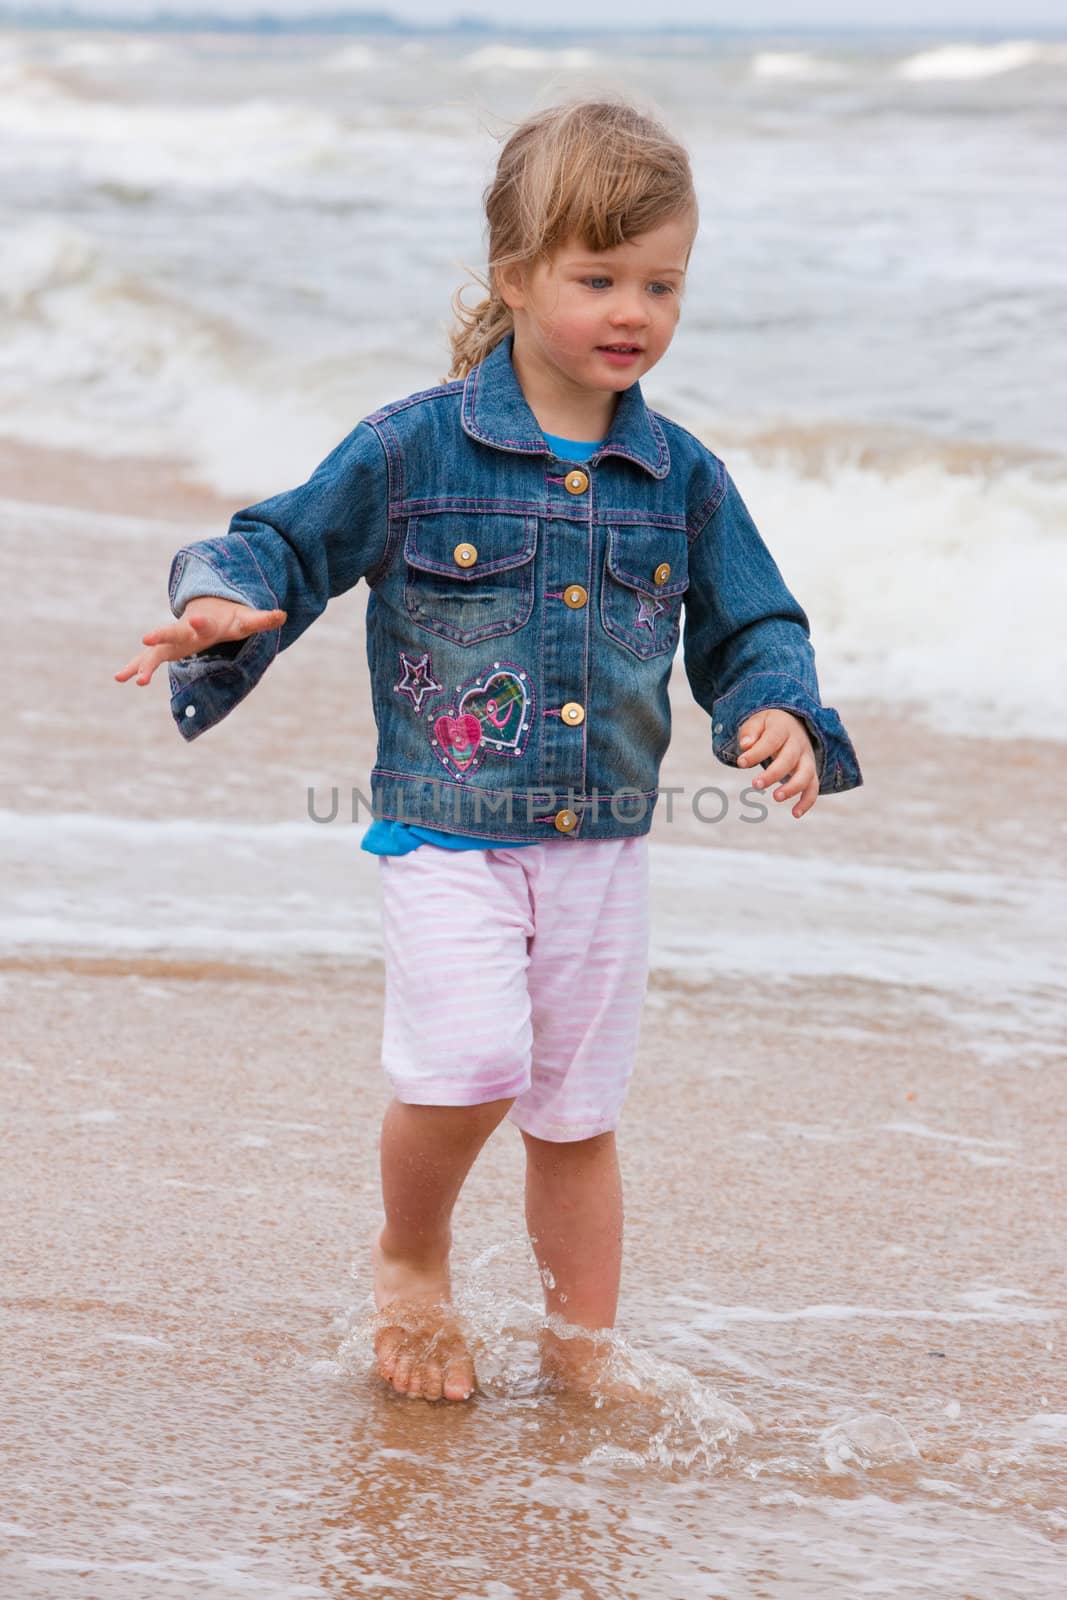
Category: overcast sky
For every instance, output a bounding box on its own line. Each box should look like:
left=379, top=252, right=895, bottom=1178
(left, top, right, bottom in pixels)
left=10, top=0, right=1066, bottom=25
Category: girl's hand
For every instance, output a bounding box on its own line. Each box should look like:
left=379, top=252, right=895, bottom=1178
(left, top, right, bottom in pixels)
left=735, top=709, right=819, bottom=819
left=114, top=596, right=287, bottom=688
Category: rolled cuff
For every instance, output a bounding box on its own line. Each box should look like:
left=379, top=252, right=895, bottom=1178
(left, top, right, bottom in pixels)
left=710, top=672, right=863, bottom=795
left=169, top=550, right=258, bottom=618
left=166, top=550, right=280, bottom=741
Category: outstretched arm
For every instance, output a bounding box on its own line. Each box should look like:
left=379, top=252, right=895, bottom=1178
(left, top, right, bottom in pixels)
left=115, top=418, right=391, bottom=741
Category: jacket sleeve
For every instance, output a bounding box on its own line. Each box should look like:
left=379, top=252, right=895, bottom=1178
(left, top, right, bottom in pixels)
left=165, top=419, right=390, bottom=742
left=682, top=462, right=863, bottom=795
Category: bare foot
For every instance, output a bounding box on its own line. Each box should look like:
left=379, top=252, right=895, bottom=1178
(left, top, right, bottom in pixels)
left=370, top=1228, right=477, bottom=1402
left=537, top=1325, right=644, bottom=1401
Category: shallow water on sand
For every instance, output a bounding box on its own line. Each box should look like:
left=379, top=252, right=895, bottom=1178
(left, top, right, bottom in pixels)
left=3, top=911, right=1063, bottom=1599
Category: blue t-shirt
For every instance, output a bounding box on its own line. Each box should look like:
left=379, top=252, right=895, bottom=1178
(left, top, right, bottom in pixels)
left=361, top=429, right=603, bottom=857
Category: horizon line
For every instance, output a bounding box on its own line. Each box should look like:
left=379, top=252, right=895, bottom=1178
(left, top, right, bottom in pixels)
left=2, top=9, right=1065, bottom=37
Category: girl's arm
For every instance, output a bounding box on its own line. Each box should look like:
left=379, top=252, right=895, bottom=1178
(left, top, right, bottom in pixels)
left=682, top=465, right=862, bottom=795
left=162, top=419, right=390, bottom=741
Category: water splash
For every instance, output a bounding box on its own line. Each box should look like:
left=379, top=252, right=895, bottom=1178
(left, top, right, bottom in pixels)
left=819, top=1412, right=920, bottom=1473
left=336, top=1236, right=754, bottom=1473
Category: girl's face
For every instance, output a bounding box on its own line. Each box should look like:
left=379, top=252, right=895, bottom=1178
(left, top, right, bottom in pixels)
left=498, top=214, right=696, bottom=402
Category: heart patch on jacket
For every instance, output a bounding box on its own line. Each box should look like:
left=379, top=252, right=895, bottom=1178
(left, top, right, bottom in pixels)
left=427, top=664, right=533, bottom=780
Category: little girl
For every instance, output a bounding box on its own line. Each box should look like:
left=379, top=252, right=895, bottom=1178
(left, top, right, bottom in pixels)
left=117, top=97, right=862, bottom=1404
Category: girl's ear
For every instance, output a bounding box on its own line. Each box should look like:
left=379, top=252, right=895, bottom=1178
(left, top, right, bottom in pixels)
left=495, top=259, right=527, bottom=312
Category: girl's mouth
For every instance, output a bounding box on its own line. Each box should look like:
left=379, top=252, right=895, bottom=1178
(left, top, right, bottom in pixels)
left=597, top=345, right=642, bottom=366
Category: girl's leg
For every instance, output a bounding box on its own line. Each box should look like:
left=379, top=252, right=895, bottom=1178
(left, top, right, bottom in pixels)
left=372, top=1094, right=515, bottom=1402
left=520, top=1127, right=625, bottom=1384
left=506, top=838, right=648, bottom=1385
left=373, top=846, right=539, bottom=1402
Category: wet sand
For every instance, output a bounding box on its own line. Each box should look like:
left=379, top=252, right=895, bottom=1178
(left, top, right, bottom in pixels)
left=2, top=443, right=1065, bottom=1597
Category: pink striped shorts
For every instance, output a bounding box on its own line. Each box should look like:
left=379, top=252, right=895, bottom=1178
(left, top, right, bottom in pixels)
left=376, top=836, right=650, bottom=1142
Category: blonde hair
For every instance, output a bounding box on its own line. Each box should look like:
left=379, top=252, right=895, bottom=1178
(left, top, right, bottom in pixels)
left=445, top=96, right=699, bottom=382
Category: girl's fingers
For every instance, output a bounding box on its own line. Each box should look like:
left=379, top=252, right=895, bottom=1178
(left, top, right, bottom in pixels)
left=183, top=606, right=284, bottom=638
left=792, top=775, right=820, bottom=819
left=767, top=758, right=816, bottom=807
left=142, top=622, right=193, bottom=649
left=736, top=739, right=774, bottom=769
left=247, top=607, right=287, bottom=632
left=117, top=634, right=178, bottom=683
left=747, top=742, right=802, bottom=790
left=765, top=746, right=805, bottom=790
left=772, top=760, right=815, bottom=802
left=116, top=650, right=160, bottom=684
left=767, top=752, right=819, bottom=796
left=115, top=655, right=153, bottom=686
left=181, top=622, right=217, bottom=651
left=118, top=605, right=286, bottom=685
left=736, top=726, right=785, bottom=769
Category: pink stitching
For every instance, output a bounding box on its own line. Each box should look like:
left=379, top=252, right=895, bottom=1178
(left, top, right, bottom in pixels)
left=394, top=497, right=540, bottom=514
left=425, top=661, right=534, bottom=782
left=393, top=647, right=443, bottom=711
left=370, top=769, right=656, bottom=801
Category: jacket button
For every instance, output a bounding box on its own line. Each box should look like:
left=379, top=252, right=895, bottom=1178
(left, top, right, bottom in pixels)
left=453, top=542, right=478, bottom=567
left=561, top=701, right=585, bottom=726
left=653, top=562, right=671, bottom=585
left=563, top=584, right=588, bottom=609
left=564, top=469, right=589, bottom=495
left=553, top=808, right=578, bottom=833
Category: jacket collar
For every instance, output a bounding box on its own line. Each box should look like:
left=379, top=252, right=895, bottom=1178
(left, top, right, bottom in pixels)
left=461, top=329, right=670, bottom=480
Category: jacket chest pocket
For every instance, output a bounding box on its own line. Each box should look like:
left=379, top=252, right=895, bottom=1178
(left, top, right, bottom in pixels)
left=600, top=526, right=689, bottom=659
left=403, top=512, right=538, bottom=647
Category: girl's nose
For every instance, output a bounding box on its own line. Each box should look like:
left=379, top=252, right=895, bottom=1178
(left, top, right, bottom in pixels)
left=610, top=299, right=651, bottom=329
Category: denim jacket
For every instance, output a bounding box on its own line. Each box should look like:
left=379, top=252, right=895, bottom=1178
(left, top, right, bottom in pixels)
left=167, top=330, right=862, bottom=841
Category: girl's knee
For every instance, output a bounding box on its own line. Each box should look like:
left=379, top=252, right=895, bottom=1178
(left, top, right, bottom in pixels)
left=391, top=1093, right=517, bottom=1134
left=520, top=1127, right=616, bottom=1154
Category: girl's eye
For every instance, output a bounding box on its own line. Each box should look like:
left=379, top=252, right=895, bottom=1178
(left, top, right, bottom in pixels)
left=581, top=277, right=675, bottom=295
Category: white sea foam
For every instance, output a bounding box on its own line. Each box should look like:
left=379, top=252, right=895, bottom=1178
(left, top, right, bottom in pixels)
left=895, top=41, right=1050, bottom=81
left=879, top=1121, right=1015, bottom=1151
left=723, top=446, right=1067, bottom=743
left=0, top=218, right=101, bottom=311
left=1016, top=1413, right=1067, bottom=1440
left=2, top=813, right=1063, bottom=1021
left=22, top=1553, right=324, bottom=1594
left=674, top=1297, right=1057, bottom=1329
left=322, top=44, right=379, bottom=73
left=102, top=1334, right=172, bottom=1351
left=461, top=46, right=594, bottom=73
left=752, top=52, right=846, bottom=81
left=53, top=38, right=164, bottom=70
left=0, top=78, right=353, bottom=192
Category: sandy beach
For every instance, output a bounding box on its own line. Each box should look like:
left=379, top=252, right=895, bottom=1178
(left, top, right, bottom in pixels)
left=3, top=439, right=1064, bottom=1598
left=4, top=17, right=1066, bottom=1592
